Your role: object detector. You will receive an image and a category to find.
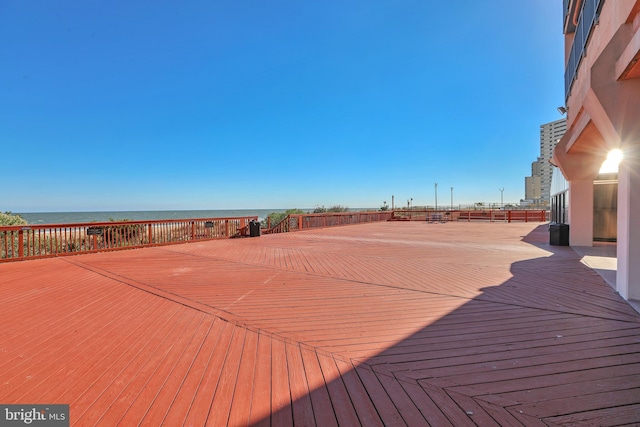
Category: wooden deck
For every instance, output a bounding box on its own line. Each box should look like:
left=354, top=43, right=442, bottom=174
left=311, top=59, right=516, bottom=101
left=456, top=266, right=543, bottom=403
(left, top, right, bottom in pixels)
left=1, top=221, right=639, bottom=426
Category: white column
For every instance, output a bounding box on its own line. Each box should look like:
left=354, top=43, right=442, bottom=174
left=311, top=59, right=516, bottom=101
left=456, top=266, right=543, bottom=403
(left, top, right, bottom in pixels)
left=568, top=180, right=594, bottom=246
left=617, top=147, right=640, bottom=300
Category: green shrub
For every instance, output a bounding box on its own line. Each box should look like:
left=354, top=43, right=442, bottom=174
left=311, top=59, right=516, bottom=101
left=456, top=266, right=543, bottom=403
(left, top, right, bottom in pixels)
left=263, top=209, right=306, bottom=228
left=0, top=212, right=27, bottom=226
left=313, top=205, right=350, bottom=213
left=0, top=212, right=27, bottom=259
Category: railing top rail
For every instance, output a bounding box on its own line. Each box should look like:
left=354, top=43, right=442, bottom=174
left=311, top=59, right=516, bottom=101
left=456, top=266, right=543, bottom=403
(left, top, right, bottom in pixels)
left=287, top=210, right=379, bottom=217
left=0, top=216, right=258, bottom=232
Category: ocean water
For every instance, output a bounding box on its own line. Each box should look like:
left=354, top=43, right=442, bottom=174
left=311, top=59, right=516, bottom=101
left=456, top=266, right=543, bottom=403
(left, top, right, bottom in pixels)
left=16, top=208, right=376, bottom=225
left=17, top=209, right=289, bottom=225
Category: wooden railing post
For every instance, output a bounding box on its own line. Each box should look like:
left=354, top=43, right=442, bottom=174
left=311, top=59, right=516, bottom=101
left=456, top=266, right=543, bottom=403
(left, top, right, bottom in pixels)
left=298, top=215, right=303, bottom=230
left=18, top=229, right=24, bottom=259
left=191, top=221, right=196, bottom=240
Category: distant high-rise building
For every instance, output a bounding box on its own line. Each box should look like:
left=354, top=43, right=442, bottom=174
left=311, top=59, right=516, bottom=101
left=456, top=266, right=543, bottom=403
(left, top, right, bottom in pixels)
left=524, top=118, right=566, bottom=206
left=539, top=118, right=566, bottom=202
left=525, top=159, right=542, bottom=201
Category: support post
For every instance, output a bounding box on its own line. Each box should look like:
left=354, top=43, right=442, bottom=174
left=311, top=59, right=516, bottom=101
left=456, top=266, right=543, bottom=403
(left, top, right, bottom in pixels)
left=617, top=147, right=640, bottom=300
left=568, top=180, right=594, bottom=246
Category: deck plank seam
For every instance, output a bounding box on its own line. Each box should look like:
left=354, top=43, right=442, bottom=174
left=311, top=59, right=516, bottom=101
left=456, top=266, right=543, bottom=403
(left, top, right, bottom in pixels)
left=155, top=242, right=640, bottom=323
left=62, top=254, right=393, bottom=372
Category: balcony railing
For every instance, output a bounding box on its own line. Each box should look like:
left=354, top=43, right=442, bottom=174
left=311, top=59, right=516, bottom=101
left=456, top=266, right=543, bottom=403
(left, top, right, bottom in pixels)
left=0, top=216, right=257, bottom=262
left=565, top=0, right=604, bottom=99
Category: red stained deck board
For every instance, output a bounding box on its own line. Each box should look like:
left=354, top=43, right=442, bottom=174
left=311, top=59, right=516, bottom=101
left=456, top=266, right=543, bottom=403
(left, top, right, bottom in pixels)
left=335, top=358, right=384, bottom=427
left=422, top=352, right=640, bottom=390
left=479, top=372, right=640, bottom=408
left=353, top=366, right=406, bottom=426
left=298, top=347, right=339, bottom=427
left=385, top=336, right=640, bottom=381
left=285, top=343, right=316, bottom=426
left=449, top=362, right=640, bottom=403
left=226, top=329, right=259, bottom=427
left=94, top=313, right=213, bottom=426
left=180, top=320, right=236, bottom=427
left=392, top=376, right=454, bottom=427
left=202, top=326, right=247, bottom=427
left=444, top=389, right=501, bottom=427
left=545, top=403, right=640, bottom=426
left=364, top=367, right=435, bottom=427
left=74, top=309, right=208, bottom=425
left=35, top=301, right=184, bottom=405
left=147, top=318, right=226, bottom=426
left=0, top=286, right=161, bottom=398
left=69, top=306, right=193, bottom=423
left=511, top=389, right=640, bottom=419
left=474, top=399, right=526, bottom=427
left=418, top=381, right=477, bottom=427
left=316, top=353, right=361, bottom=426
left=246, top=332, right=273, bottom=427
left=2, top=221, right=640, bottom=425
left=270, top=337, right=293, bottom=426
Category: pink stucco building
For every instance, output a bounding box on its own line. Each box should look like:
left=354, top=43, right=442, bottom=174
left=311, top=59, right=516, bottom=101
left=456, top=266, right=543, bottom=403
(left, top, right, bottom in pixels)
left=552, top=0, right=640, bottom=301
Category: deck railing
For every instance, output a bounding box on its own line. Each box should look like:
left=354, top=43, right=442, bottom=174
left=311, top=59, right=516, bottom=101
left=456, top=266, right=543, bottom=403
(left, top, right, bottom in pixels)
left=2, top=210, right=549, bottom=261
left=391, top=209, right=548, bottom=223
left=265, top=211, right=394, bottom=234
left=0, top=216, right=257, bottom=262
left=264, top=209, right=548, bottom=235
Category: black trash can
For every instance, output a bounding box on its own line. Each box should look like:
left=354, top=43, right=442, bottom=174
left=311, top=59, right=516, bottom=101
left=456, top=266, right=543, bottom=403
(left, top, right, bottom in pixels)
left=549, top=223, right=569, bottom=246
left=249, top=220, right=261, bottom=237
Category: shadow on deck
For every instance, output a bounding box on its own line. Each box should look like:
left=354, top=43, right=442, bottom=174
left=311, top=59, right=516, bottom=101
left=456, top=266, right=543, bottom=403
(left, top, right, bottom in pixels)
left=256, top=225, right=640, bottom=426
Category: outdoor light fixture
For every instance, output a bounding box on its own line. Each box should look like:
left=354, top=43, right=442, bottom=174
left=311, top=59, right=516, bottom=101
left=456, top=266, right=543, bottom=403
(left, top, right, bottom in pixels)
left=557, top=106, right=568, bottom=115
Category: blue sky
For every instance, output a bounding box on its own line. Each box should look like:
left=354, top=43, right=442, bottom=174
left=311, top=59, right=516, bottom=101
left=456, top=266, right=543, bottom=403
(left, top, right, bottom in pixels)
left=1, top=1, right=565, bottom=212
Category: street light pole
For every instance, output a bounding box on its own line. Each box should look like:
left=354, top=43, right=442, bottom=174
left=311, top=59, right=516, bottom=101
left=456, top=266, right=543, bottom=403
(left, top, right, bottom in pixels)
left=500, top=188, right=504, bottom=208
left=434, top=183, right=438, bottom=210
left=450, top=187, right=454, bottom=210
